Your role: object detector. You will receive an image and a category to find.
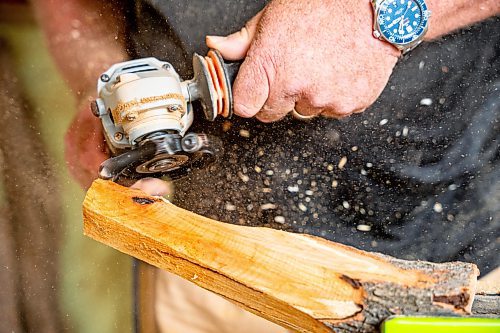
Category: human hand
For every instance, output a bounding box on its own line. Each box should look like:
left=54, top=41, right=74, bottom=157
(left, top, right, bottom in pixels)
left=207, top=0, right=401, bottom=122
left=65, top=97, right=171, bottom=196
left=65, top=97, right=108, bottom=190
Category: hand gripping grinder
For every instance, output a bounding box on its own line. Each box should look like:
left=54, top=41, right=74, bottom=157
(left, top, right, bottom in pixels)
left=91, top=50, right=239, bottom=183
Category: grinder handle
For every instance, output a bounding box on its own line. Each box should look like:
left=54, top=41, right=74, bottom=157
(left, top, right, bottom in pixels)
left=222, top=61, right=241, bottom=88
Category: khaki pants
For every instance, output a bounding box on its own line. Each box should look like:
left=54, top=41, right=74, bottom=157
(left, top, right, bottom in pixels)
left=155, top=270, right=287, bottom=333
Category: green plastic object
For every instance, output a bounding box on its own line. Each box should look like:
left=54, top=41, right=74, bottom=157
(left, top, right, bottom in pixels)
left=381, top=316, right=500, bottom=333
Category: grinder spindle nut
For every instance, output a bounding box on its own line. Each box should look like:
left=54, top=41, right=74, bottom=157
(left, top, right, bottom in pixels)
left=181, top=133, right=204, bottom=153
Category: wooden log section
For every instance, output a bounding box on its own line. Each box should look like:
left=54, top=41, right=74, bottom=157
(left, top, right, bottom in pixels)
left=83, top=180, right=481, bottom=333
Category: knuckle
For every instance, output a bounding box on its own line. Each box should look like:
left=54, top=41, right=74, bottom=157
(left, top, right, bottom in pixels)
left=309, top=95, right=327, bottom=109
left=304, top=90, right=329, bottom=109
left=367, top=90, right=382, bottom=106
left=322, top=101, right=356, bottom=118
left=335, top=105, right=354, bottom=116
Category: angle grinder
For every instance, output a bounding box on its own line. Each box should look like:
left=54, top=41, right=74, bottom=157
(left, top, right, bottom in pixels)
left=91, top=50, right=240, bottom=184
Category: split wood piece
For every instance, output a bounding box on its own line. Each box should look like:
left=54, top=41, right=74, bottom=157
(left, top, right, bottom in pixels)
left=83, top=179, right=481, bottom=333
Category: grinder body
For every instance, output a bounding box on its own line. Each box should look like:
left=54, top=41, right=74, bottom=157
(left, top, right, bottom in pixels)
left=92, top=50, right=239, bottom=183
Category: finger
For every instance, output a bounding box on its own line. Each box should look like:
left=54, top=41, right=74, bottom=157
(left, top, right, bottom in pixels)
left=255, top=108, right=289, bottom=123
left=232, top=54, right=272, bottom=118
left=255, top=91, right=295, bottom=123
left=294, top=91, right=361, bottom=119
left=317, top=104, right=366, bottom=119
left=131, top=178, right=173, bottom=197
left=294, top=100, right=324, bottom=118
left=206, top=10, right=264, bottom=61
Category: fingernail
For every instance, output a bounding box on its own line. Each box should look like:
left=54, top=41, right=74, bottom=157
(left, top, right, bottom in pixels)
left=206, top=35, right=227, bottom=45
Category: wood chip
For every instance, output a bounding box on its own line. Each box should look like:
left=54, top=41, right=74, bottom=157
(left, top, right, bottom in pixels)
left=357, top=224, right=371, bottom=232
left=225, top=203, right=236, bottom=211
left=420, top=98, right=432, bottom=106
left=237, top=172, right=249, bottom=183
left=222, top=121, right=232, bottom=132
left=260, top=203, right=277, bottom=210
left=239, top=129, right=250, bottom=137
left=338, top=156, right=348, bottom=169
left=274, top=216, right=285, bottom=224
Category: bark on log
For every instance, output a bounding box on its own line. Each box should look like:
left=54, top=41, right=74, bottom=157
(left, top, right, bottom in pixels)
left=473, top=270, right=500, bottom=316
left=83, top=179, right=483, bottom=333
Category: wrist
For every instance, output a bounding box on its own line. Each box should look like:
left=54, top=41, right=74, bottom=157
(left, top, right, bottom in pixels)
left=371, top=0, right=429, bottom=54
left=424, top=0, right=500, bottom=40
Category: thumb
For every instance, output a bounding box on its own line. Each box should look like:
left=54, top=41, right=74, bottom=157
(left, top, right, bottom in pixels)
left=206, top=10, right=264, bottom=61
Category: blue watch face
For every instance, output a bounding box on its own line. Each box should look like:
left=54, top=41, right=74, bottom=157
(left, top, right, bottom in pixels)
left=377, top=0, right=429, bottom=45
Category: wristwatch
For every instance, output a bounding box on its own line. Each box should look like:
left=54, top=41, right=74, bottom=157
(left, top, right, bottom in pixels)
left=371, top=0, right=430, bottom=54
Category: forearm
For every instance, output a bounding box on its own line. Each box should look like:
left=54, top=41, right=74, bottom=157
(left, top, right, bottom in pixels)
left=31, top=0, right=128, bottom=99
left=425, top=0, right=500, bottom=40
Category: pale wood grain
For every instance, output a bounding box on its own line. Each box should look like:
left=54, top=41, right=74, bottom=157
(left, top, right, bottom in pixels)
left=83, top=180, right=481, bottom=333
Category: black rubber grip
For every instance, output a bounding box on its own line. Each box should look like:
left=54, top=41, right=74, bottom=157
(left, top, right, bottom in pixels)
left=223, top=61, right=241, bottom=87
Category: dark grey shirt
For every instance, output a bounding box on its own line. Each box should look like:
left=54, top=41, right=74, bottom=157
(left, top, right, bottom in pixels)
left=127, top=1, right=499, bottom=273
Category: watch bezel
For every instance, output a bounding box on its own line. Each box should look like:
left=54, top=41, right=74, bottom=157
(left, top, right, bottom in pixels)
left=372, top=0, right=430, bottom=52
